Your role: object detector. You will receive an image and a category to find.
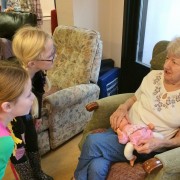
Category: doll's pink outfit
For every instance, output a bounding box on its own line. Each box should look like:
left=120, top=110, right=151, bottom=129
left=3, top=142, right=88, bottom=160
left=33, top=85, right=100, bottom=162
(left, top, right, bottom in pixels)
left=118, top=124, right=153, bottom=145
left=117, top=118, right=163, bottom=166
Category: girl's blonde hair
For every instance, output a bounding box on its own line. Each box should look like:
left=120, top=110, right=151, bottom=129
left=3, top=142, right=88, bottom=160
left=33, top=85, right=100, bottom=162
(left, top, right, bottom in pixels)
left=0, top=61, right=29, bottom=105
left=12, top=25, right=51, bottom=91
left=12, top=25, right=51, bottom=66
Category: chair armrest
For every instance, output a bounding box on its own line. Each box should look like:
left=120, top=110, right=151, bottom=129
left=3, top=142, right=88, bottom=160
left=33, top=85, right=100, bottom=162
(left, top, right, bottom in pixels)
left=44, top=84, right=99, bottom=109
left=79, top=93, right=134, bottom=149
left=86, top=102, right=99, bottom=112
left=143, top=157, right=163, bottom=174
left=143, top=147, right=180, bottom=174
left=155, top=147, right=180, bottom=173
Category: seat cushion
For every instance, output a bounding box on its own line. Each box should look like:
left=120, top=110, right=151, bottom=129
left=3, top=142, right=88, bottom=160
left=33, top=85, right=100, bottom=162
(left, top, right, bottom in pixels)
left=107, top=162, right=146, bottom=180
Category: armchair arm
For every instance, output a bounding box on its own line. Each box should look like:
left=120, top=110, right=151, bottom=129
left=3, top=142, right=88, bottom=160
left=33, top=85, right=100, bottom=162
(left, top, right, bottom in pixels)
left=44, top=84, right=100, bottom=109
left=143, top=147, right=180, bottom=175
left=155, top=147, right=180, bottom=173
left=79, top=93, right=134, bottom=149
left=143, top=157, right=163, bottom=174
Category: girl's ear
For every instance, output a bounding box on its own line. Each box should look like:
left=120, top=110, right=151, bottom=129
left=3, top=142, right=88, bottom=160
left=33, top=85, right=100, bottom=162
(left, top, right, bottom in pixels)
left=27, top=61, right=36, bottom=68
left=1, top=102, right=13, bottom=113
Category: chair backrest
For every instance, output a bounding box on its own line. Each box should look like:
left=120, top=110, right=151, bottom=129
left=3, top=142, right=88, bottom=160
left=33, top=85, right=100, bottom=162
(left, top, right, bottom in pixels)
left=0, top=12, right=37, bottom=40
left=48, top=25, right=103, bottom=90
left=150, top=40, right=169, bottom=70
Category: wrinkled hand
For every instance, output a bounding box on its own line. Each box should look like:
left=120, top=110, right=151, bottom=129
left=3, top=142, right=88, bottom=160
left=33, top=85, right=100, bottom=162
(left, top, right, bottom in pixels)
left=34, top=118, right=42, bottom=131
left=134, top=137, right=163, bottom=154
left=110, top=105, right=129, bottom=131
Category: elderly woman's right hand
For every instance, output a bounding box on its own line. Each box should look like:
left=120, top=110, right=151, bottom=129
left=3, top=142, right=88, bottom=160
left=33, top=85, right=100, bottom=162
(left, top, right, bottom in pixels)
left=110, top=104, right=129, bottom=131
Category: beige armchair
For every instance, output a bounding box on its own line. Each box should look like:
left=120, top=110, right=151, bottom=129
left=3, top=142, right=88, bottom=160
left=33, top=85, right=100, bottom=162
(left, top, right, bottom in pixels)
left=79, top=40, right=180, bottom=180
left=37, top=25, right=102, bottom=155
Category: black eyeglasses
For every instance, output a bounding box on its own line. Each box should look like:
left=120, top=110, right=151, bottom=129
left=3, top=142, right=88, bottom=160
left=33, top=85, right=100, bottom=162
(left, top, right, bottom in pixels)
left=37, top=59, right=54, bottom=62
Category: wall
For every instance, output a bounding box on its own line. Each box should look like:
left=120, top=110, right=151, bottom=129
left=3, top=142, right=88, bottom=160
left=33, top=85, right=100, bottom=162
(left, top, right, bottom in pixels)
left=56, top=0, right=124, bottom=67
left=40, top=0, right=55, bottom=35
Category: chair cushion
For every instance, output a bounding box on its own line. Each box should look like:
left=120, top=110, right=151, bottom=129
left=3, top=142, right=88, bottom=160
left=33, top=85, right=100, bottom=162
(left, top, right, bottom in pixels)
left=150, top=40, right=169, bottom=70
left=150, top=50, right=166, bottom=70
left=107, top=162, right=146, bottom=180
left=0, top=12, right=37, bottom=40
left=48, top=25, right=101, bottom=89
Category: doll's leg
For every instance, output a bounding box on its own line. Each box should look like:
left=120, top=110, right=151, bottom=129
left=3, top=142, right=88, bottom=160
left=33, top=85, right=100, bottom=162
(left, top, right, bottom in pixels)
left=152, top=132, right=164, bottom=139
left=124, top=142, right=137, bottom=166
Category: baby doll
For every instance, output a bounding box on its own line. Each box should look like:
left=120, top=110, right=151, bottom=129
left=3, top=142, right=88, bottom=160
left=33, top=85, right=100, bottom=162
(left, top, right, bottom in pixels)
left=116, top=117, right=163, bottom=166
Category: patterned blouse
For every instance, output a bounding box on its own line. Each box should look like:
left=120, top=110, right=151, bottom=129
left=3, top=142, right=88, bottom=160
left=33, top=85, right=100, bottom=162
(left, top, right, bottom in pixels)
left=129, top=70, right=180, bottom=140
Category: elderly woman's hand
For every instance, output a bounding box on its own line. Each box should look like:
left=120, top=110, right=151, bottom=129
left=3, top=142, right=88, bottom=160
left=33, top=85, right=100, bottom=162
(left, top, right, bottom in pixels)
left=134, top=137, right=164, bottom=154
left=110, top=104, right=130, bottom=131
left=110, top=96, right=136, bottom=131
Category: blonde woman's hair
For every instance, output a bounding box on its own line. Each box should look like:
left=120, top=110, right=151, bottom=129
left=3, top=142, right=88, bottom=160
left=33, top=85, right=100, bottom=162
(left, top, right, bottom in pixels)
left=12, top=25, right=51, bottom=66
left=12, top=25, right=52, bottom=91
left=0, top=61, right=29, bottom=105
left=167, top=37, right=180, bottom=59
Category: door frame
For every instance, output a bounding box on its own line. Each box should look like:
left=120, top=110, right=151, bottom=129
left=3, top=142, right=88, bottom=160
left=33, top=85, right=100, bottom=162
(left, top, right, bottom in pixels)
left=119, top=0, right=150, bottom=93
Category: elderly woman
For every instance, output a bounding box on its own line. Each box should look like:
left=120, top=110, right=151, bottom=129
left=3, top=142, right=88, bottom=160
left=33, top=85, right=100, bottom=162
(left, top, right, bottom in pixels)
left=74, top=37, right=180, bottom=180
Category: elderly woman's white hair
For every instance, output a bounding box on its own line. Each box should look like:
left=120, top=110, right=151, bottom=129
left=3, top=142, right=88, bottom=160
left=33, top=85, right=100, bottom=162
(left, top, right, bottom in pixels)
left=167, top=37, right=180, bottom=58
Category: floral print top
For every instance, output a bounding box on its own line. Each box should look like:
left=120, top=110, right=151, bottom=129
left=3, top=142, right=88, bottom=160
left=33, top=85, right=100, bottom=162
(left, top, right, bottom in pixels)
left=129, top=70, right=180, bottom=140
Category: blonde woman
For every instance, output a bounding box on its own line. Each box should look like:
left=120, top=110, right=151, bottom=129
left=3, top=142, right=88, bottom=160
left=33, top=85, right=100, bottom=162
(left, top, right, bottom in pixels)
left=10, top=25, right=55, bottom=180
left=0, top=61, right=34, bottom=179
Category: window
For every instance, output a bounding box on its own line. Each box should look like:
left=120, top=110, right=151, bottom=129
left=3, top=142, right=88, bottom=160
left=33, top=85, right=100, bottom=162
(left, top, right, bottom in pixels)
left=136, top=0, right=180, bottom=67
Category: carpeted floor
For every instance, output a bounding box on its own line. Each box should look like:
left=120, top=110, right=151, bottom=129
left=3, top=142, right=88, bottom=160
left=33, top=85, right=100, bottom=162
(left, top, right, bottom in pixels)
left=3, top=133, right=82, bottom=180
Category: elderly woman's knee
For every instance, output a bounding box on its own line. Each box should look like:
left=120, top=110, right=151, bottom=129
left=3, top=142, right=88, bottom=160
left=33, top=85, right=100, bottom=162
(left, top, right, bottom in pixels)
left=88, top=158, right=111, bottom=178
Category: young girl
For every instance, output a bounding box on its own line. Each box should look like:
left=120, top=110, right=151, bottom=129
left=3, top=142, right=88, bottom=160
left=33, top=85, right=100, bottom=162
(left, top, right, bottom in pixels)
left=10, top=25, right=55, bottom=180
left=0, top=61, right=34, bottom=179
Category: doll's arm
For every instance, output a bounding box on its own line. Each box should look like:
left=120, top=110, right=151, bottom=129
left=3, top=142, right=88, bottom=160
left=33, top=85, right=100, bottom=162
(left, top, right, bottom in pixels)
left=148, top=123, right=154, bottom=130
left=117, top=128, right=129, bottom=144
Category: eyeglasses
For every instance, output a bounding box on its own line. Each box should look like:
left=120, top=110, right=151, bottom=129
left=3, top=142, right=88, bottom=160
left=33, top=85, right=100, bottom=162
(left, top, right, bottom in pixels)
left=37, top=59, right=54, bottom=62
left=37, top=54, right=57, bottom=62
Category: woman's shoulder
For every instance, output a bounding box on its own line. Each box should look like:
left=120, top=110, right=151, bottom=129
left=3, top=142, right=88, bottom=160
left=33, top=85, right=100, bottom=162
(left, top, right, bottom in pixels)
left=145, top=70, right=163, bottom=80
left=148, top=70, right=163, bottom=76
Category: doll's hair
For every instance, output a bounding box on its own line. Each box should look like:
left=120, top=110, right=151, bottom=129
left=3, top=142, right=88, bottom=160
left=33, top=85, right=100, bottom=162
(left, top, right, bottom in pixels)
left=0, top=61, right=29, bottom=104
left=167, top=37, right=180, bottom=58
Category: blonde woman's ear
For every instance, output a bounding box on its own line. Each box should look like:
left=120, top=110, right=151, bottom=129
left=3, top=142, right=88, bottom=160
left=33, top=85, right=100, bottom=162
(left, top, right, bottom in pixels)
left=27, top=61, right=36, bottom=68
